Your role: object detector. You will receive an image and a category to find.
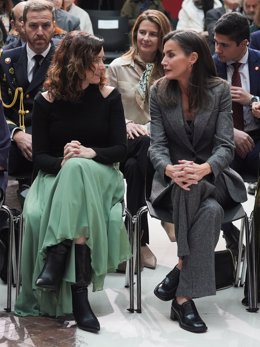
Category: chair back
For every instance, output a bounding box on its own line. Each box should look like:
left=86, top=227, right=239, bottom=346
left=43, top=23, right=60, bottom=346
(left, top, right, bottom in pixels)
left=87, top=10, right=129, bottom=63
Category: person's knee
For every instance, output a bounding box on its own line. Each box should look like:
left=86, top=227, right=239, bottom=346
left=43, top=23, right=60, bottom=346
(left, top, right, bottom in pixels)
left=124, top=157, right=138, bottom=177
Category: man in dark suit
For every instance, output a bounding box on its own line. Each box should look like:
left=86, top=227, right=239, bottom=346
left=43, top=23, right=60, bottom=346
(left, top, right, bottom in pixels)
left=205, top=0, right=242, bottom=53
left=3, top=1, right=27, bottom=51
left=0, top=0, right=56, bottom=178
left=213, top=12, right=260, bottom=252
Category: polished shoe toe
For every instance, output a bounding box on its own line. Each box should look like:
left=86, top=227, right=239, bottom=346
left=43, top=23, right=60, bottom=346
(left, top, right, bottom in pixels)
left=170, top=299, right=207, bottom=333
left=154, top=265, right=180, bottom=301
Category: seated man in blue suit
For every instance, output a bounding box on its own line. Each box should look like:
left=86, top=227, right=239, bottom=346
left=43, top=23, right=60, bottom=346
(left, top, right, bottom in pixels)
left=213, top=12, right=260, bottom=252
left=0, top=0, right=56, bottom=180
left=205, top=0, right=242, bottom=54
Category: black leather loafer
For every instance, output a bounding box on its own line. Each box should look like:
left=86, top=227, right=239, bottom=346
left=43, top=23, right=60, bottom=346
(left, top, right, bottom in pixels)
left=170, top=299, right=207, bottom=333
left=154, top=266, right=180, bottom=301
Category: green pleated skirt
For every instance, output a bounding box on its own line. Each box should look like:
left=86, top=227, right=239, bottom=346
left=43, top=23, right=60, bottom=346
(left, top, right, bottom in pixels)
left=15, top=158, right=131, bottom=317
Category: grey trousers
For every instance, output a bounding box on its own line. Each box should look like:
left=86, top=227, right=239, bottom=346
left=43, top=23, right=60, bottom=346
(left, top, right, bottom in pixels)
left=172, top=178, right=228, bottom=298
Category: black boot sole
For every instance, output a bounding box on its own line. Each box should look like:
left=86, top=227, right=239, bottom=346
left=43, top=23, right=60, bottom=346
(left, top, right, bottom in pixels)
left=170, top=307, right=207, bottom=333
left=77, top=324, right=100, bottom=333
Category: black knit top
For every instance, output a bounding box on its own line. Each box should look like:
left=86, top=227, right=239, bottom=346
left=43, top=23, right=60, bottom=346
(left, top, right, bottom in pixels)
left=32, top=84, right=127, bottom=175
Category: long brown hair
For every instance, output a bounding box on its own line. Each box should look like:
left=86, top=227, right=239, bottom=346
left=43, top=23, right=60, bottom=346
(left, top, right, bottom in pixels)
left=157, top=30, right=221, bottom=110
left=124, top=9, right=172, bottom=78
left=44, top=31, right=107, bottom=101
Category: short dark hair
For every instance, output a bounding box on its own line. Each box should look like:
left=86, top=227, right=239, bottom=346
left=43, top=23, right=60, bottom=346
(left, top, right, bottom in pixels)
left=23, top=0, right=55, bottom=23
left=214, top=12, right=250, bottom=45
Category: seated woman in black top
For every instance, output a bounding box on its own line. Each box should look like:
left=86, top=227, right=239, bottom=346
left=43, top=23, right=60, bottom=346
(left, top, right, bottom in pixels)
left=15, top=31, right=131, bottom=333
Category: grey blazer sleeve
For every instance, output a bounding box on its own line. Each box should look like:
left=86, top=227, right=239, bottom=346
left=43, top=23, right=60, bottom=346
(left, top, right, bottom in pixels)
left=206, top=82, right=235, bottom=178
left=148, top=85, right=172, bottom=181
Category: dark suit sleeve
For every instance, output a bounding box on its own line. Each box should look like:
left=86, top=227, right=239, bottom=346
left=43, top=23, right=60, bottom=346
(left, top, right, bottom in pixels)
left=0, top=100, right=10, bottom=170
left=0, top=53, right=19, bottom=133
left=249, top=32, right=260, bottom=50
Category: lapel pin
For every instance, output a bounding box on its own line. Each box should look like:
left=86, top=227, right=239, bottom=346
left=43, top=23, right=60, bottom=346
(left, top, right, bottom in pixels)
left=9, top=67, right=14, bottom=75
left=5, top=57, right=11, bottom=64
left=255, top=66, right=259, bottom=71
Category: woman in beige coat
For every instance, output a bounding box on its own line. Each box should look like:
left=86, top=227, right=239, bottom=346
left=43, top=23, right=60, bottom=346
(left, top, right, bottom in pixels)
left=108, top=10, right=172, bottom=269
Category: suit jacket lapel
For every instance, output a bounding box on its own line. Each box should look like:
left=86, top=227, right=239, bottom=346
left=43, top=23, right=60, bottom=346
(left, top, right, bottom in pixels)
left=27, top=43, right=55, bottom=92
left=164, top=94, right=194, bottom=152
left=193, top=90, right=216, bottom=147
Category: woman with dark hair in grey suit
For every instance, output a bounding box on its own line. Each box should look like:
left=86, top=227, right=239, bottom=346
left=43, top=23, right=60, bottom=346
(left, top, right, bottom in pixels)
left=149, top=30, right=247, bottom=333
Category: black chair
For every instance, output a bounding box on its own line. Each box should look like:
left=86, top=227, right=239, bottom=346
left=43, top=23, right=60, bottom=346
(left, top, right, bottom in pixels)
left=87, top=10, right=129, bottom=64
left=87, top=9, right=120, bottom=17
left=130, top=160, right=258, bottom=313
left=0, top=187, right=23, bottom=312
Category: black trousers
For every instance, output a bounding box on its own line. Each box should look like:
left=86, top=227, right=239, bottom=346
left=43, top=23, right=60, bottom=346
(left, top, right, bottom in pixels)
left=8, top=142, right=33, bottom=177
left=231, top=137, right=260, bottom=177
left=120, top=135, right=150, bottom=246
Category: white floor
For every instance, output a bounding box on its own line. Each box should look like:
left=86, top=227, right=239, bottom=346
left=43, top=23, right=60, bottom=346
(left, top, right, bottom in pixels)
left=1, top=187, right=259, bottom=347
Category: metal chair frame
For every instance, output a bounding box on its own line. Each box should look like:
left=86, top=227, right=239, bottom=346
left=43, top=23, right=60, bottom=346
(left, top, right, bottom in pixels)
left=124, top=157, right=259, bottom=313
left=0, top=202, right=23, bottom=312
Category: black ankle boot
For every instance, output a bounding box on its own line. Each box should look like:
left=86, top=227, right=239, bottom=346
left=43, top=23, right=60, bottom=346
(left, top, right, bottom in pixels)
left=170, top=299, right=207, bottom=333
left=35, top=240, right=71, bottom=290
left=72, top=244, right=100, bottom=333
left=154, top=265, right=180, bottom=301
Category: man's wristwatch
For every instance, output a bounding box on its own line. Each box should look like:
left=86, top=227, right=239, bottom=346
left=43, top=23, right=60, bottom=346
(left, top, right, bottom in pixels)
left=250, top=95, right=260, bottom=108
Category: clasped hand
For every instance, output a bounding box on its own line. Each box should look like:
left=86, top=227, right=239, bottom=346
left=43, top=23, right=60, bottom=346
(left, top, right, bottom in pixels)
left=234, top=129, right=254, bottom=159
left=230, top=86, right=251, bottom=105
left=126, top=122, right=149, bottom=139
left=13, top=131, right=32, bottom=161
left=61, top=140, right=96, bottom=166
left=165, top=160, right=210, bottom=191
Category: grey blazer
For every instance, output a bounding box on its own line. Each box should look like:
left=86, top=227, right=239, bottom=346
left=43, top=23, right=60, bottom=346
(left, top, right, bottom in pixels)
left=54, top=9, right=80, bottom=32
left=148, top=79, right=247, bottom=209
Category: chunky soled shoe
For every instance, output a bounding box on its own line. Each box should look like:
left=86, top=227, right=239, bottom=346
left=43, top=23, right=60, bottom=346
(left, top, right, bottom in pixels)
left=35, top=240, right=71, bottom=290
left=72, top=244, right=100, bottom=333
left=170, top=299, right=207, bottom=333
left=154, top=266, right=180, bottom=301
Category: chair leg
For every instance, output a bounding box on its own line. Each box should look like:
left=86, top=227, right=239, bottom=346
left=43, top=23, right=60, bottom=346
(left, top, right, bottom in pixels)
left=234, top=218, right=245, bottom=287
left=2, top=206, right=15, bottom=313
left=125, top=206, right=147, bottom=314
left=135, top=206, right=148, bottom=314
left=245, top=213, right=258, bottom=312
left=16, top=214, right=23, bottom=299
left=125, top=208, right=135, bottom=313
